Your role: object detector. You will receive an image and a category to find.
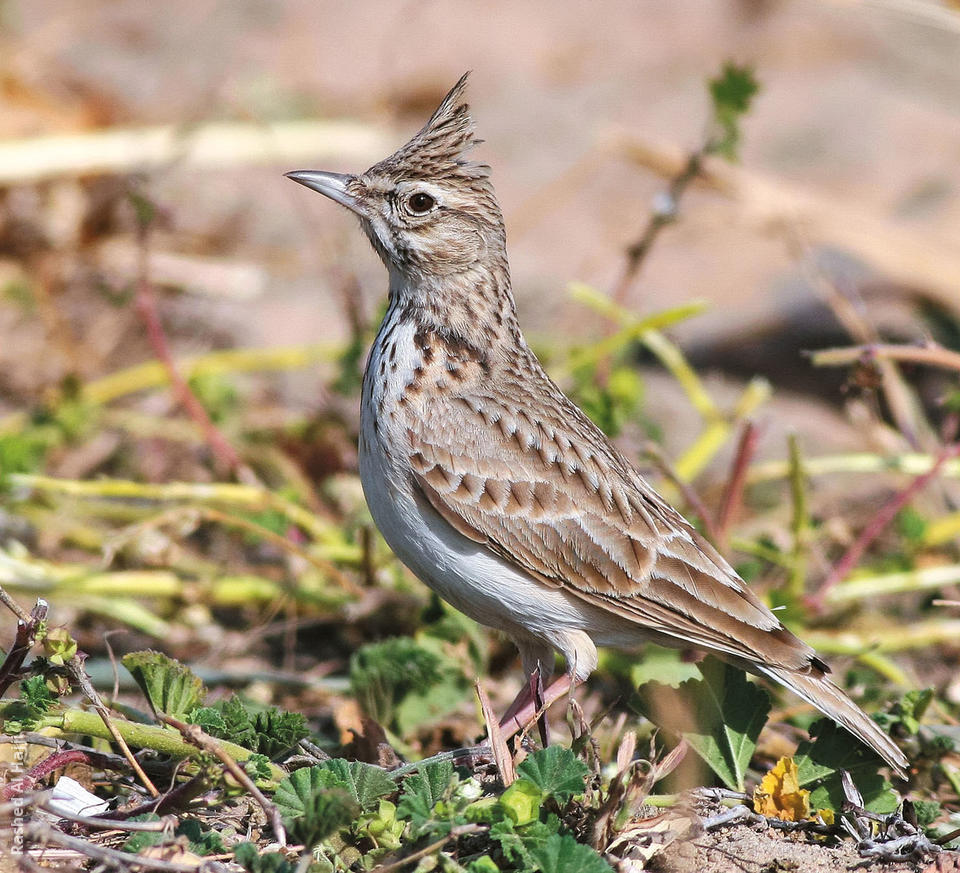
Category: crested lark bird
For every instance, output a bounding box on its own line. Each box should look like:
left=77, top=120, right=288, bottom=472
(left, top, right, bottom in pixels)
left=287, top=74, right=907, bottom=775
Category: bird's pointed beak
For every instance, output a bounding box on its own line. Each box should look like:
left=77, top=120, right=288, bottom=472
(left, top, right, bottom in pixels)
left=285, top=170, right=360, bottom=212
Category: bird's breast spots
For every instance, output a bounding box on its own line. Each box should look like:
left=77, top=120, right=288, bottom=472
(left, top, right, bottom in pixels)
left=412, top=328, right=435, bottom=362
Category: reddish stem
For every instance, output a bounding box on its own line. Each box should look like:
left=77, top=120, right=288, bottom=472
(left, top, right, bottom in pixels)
left=0, top=599, right=48, bottom=697
left=133, top=222, right=250, bottom=480
left=1, top=749, right=90, bottom=801
left=716, top=421, right=760, bottom=548
left=806, top=439, right=960, bottom=612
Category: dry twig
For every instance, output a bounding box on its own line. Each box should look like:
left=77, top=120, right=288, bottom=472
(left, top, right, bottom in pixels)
left=161, top=715, right=286, bottom=848
left=716, top=422, right=760, bottom=548
left=133, top=217, right=255, bottom=484
left=0, top=596, right=48, bottom=697
left=475, top=680, right=516, bottom=786
left=64, top=655, right=160, bottom=798
left=812, top=342, right=960, bottom=374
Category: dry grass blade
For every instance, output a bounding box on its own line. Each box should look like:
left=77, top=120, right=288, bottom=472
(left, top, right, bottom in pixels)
left=475, top=680, right=516, bottom=785
left=0, top=120, right=395, bottom=185
left=812, top=342, right=960, bottom=373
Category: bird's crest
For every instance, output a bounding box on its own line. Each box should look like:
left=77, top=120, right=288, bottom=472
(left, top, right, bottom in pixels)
left=370, top=72, right=489, bottom=182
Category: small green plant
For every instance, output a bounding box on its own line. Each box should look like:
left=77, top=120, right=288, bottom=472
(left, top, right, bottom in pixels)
left=122, top=650, right=207, bottom=719
left=187, top=694, right=309, bottom=758
left=349, top=630, right=474, bottom=740
left=707, top=62, right=760, bottom=159
left=636, top=657, right=770, bottom=791
left=124, top=816, right=226, bottom=856
left=794, top=719, right=898, bottom=813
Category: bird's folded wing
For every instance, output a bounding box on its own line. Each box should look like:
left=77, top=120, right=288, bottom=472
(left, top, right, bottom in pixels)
left=405, top=387, right=818, bottom=672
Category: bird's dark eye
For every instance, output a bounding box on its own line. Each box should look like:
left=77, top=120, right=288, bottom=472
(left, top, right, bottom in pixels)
left=407, top=192, right=436, bottom=214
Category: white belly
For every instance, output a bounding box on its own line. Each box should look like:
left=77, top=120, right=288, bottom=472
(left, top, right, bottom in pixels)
left=357, top=318, right=616, bottom=677
left=358, top=417, right=587, bottom=639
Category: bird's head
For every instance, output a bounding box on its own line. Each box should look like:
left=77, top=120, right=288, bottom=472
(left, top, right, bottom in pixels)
left=287, top=73, right=505, bottom=286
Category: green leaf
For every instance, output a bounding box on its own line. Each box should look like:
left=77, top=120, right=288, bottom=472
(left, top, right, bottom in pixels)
left=0, top=431, right=50, bottom=487
left=707, top=62, right=760, bottom=160
left=912, top=800, right=941, bottom=827
left=187, top=694, right=307, bottom=756
left=636, top=657, right=769, bottom=791
left=244, top=753, right=273, bottom=782
left=248, top=706, right=309, bottom=758
left=20, top=676, right=56, bottom=712
left=397, top=759, right=455, bottom=835
left=273, top=770, right=359, bottom=848
left=350, top=636, right=468, bottom=735
left=176, top=819, right=225, bottom=855
left=362, top=799, right=404, bottom=851
left=626, top=647, right=701, bottom=689
left=41, top=627, right=77, bottom=664
left=466, top=856, right=500, bottom=873
left=500, top=778, right=542, bottom=826
left=895, top=507, right=927, bottom=543
left=874, top=688, right=933, bottom=736
left=516, top=746, right=589, bottom=805
left=234, top=842, right=296, bottom=873
left=794, top=719, right=898, bottom=813
left=186, top=705, right=228, bottom=737
left=124, top=816, right=224, bottom=856
left=528, top=833, right=614, bottom=873
left=122, top=650, right=206, bottom=719
left=189, top=696, right=256, bottom=749
left=277, top=760, right=395, bottom=815
left=122, top=815, right=163, bottom=854
left=489, top=817, right=555, bottom=868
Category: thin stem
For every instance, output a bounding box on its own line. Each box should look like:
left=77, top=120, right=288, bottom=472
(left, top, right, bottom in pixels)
left=161, top=715, right=286, bottom=847
left=806, top=439, right=960, bottom=611
left=64, top=655, right=159, bottom=798
left=716, top=422, right=759, bottom=547
left=811, top=342, right=960, bottom=373
left=612, top=151, right=704, bottom=304
left=133, top=209, right=254, bottom=483
left=641, top=443, right=720, bottom=543
left=787, top=434, right=810, bottom=603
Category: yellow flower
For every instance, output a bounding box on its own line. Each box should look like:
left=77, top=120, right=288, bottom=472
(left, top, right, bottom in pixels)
left=753, top=757, right=811, bottom=822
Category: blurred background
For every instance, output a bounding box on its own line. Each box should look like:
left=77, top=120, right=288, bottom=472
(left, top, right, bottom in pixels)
left=1, top=0, right=959, bottom=765
left=2, top=0, right=958, bottom=453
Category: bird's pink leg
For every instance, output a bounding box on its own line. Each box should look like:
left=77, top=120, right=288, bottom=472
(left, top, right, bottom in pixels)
left=499, top=673, right=577, bottom=743
left=499, top=671, right=538, bottom=726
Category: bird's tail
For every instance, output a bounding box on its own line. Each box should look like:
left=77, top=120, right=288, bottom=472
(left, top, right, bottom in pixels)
left=757, top=664, right=908, bottom=779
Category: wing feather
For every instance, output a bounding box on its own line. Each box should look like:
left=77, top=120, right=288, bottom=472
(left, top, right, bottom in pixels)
left=404, top=373, right=817, bottom=673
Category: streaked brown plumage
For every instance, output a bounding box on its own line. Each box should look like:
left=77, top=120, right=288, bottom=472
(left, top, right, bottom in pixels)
left=287, top=74, right=908, bottom=776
